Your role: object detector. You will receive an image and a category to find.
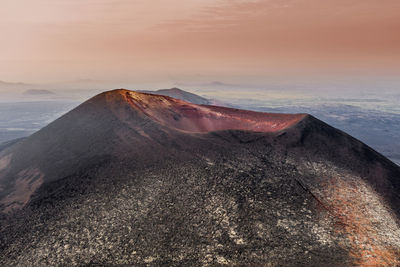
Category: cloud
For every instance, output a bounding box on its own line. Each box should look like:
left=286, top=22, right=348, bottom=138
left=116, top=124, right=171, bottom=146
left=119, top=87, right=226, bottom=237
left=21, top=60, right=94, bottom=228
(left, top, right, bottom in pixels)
left=1, top=0, right=399, bottom=83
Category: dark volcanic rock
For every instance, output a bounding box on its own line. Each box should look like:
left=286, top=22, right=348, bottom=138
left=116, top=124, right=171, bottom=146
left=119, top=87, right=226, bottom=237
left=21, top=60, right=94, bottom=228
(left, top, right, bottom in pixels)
left=0, top=89, right=399, bottom=266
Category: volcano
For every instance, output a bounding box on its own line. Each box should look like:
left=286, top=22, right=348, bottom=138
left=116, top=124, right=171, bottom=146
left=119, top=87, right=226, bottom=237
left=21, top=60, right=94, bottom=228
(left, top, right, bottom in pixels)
left=0, top=89, right=399, bottom=266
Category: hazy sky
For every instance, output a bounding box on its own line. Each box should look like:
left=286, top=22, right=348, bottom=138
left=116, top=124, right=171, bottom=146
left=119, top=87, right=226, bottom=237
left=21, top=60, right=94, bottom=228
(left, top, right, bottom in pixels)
left=1, top=0, right=399, bottom=84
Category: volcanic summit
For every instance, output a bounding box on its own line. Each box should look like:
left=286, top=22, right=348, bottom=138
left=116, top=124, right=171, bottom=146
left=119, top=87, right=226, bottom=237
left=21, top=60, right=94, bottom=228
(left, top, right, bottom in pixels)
left=0, top=89, right=399, bottom=266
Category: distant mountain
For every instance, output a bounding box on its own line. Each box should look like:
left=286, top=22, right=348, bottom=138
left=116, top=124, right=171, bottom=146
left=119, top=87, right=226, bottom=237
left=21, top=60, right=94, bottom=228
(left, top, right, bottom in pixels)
left=0, top=80, right=30, bottom=86
left=140, top=87, right=211, bottom=105
left=0, top=80, right=32, bottom=91
left=23, top=89, right=55, bottom=95
left=203, top=81, right=245, bottom=88
left=175, top=81, right=255, bottom=89
left=0, top=89, right=399, bottom=266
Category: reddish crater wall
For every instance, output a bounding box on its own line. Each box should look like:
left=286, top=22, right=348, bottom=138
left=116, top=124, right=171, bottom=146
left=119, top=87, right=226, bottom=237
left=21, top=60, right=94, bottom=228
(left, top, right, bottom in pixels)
left=121, top=90, right=306, bottom=133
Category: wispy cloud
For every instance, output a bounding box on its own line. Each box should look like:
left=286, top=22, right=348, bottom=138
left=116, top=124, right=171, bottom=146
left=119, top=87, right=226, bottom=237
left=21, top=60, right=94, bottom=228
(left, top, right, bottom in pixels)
left=0, top=0, right=399, bottom=83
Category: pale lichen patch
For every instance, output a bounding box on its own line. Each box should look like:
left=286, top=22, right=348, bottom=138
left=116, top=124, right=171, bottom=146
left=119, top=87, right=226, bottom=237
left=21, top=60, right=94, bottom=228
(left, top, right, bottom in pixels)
left=216, top=255, right=230, bottom=265
left=143, top=256, right=156, bottom=263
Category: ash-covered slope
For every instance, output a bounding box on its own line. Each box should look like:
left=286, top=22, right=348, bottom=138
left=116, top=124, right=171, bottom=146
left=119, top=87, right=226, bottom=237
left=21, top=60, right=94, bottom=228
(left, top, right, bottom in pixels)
left=0, top=89, right=399, bottom=266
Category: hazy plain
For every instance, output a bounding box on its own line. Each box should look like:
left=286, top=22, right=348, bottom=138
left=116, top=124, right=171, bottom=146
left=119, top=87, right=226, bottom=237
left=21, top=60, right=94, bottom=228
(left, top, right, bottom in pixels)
left=0, top=79, right=399, bottom=165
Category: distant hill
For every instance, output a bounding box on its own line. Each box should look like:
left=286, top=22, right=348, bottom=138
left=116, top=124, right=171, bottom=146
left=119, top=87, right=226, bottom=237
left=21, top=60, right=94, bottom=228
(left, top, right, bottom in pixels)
left=23, top=89, right=55, bottom=95
left=140, top=87, right=211, bottom=105
left=0, top=80, right=30, bottom=87
left=0, top=80, right=32, bottom=91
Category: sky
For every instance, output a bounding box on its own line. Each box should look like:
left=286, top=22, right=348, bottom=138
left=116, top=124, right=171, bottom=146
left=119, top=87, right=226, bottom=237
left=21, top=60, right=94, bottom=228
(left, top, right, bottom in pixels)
left=1, top=0, right=400, bottom=85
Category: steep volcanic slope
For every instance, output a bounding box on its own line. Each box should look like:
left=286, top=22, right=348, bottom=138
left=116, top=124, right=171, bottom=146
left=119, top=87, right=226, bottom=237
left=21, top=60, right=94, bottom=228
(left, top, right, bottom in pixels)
left=0, top=89, right=399, bottom=266
left=0, top=90, right=305, bottom=212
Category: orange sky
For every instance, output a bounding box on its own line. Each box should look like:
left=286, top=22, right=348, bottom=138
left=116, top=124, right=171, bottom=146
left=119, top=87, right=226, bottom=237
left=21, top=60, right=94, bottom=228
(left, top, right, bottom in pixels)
left=1, top=0, right=399, bottom=83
